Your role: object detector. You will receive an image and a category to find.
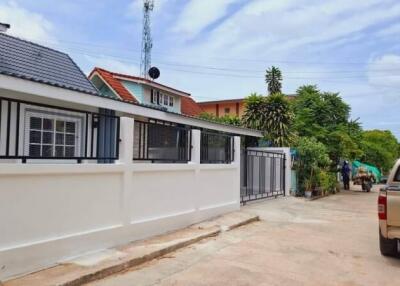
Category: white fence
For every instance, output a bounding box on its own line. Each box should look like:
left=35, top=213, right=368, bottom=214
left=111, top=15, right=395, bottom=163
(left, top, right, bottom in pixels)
left=0, top=118, right=241, bottom=280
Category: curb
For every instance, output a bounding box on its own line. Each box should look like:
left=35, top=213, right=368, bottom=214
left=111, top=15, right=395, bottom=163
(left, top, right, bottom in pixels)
left=61, top=229, right=220, bottom=286
left=225, top=216, right=260, bottom=231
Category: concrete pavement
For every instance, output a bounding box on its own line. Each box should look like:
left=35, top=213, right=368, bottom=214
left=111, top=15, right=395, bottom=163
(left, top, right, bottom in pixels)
left=88, top=186, right=400, bottom=286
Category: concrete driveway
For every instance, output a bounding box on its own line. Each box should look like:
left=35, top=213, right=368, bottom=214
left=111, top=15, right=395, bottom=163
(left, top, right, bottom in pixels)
left=88, top=186, right=400, bottom=286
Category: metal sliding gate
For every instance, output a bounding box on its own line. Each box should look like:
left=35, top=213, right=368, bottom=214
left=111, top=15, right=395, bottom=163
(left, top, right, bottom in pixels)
left=241, top=149, right=286, bottom=203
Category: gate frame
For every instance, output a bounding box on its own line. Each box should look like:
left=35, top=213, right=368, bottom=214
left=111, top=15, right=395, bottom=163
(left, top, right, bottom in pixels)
left=241, top=147, right=291, bottom=204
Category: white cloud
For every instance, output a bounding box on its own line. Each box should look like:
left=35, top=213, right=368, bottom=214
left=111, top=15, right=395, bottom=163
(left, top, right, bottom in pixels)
left=0, top=1, right=55, bottom=43
left=368, top=54, right=400, bottom=88
left=84, top=55, right=140, bottom=75
left=172, top=0, right=241, bottom=39
left=188, top=0, right=400, bottom=58
left=377, top=22, right=400, bottom=37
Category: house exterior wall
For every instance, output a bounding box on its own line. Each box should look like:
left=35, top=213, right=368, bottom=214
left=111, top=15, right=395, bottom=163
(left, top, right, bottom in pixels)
left=200, top=101, right=245, bottom=118
left=142, top=85, right=181, bottom=113
left=121, top=80, right=144, bottom=102
left=90, top=75, right=119, bottom=100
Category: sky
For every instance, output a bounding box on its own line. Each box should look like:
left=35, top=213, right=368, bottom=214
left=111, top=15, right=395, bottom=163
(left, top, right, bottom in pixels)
left=1, top=0, right=400, bottom=137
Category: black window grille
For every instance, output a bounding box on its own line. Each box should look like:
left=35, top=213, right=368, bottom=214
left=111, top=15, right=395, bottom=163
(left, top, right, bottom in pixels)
left=0, top=97, right=120, bottom=163
left=133, top=120, right=191, bottom=163
left=200, top=131, right=234, bottom=164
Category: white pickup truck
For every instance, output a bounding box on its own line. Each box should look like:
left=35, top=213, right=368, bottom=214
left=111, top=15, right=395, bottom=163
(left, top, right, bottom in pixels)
left=378, top=159, right=400, bottom=257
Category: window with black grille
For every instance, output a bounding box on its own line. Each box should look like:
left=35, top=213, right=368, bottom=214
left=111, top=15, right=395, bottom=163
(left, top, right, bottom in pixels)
left=133, top=120, right=191, bottom=163
left=200, top=131, right=234, bottom=164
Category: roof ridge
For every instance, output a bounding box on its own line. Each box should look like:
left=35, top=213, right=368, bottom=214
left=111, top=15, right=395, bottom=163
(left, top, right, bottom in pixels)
left=0, top=32, right=69, bottom=57
left=92, top=67, right=138, bottom=103
left=66, top=54, right=100, bottom=95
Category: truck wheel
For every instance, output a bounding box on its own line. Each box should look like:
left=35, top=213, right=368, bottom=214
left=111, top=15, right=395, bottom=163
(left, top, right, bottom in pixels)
left=380, top=229, right=398, bottom=257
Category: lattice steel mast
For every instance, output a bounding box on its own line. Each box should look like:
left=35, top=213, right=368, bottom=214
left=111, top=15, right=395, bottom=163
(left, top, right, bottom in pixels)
left=140, top=0, right=154, bottom=78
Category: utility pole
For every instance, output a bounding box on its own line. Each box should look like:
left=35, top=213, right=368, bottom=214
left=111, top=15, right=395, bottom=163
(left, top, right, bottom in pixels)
left=140, top=0, right=154, bottom=78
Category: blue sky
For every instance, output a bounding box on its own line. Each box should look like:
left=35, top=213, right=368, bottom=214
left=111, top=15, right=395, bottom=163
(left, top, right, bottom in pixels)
left=1, top=0, right=400, bottom=137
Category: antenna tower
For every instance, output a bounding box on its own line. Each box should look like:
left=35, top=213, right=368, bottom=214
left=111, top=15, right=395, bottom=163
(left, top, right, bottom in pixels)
left=140, top=0, right=154, bottom=78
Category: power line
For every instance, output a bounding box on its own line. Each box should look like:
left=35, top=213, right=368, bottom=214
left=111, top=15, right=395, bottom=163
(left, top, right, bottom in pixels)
left=60, top=46, right=400, bottom=80
left=35, top=38, right=397, bottom=68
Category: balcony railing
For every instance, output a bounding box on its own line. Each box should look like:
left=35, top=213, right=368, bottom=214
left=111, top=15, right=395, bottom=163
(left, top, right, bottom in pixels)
left=133, top=120, right=191, bottom=163
left=200, top=131, right=234, bottom=164
left=0, top=97, right=120, bottom=162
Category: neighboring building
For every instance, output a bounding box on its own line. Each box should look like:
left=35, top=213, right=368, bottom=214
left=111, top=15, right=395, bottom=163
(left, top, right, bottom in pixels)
left=199, top=98, right=245, bottom=118
left=199, top=95, right=297, bottom=118
left=89, top=68, right=203, bottom=116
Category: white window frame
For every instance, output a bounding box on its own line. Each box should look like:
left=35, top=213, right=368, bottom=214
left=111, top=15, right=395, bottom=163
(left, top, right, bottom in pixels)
left=163, top=93, right=169, bottom=106
left=23, top=109, right=83, bottom=158
left=158, top=92, right=163, bottom=106
left=169, top=96, right=174, bottom=107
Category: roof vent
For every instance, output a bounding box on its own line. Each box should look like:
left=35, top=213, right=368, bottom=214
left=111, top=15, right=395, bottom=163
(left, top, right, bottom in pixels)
left=0, top=22, right=10, bottom=33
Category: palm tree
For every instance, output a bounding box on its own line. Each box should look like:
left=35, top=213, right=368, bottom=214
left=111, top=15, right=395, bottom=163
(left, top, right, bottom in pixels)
left=242, top=93, right=265, bottom=130
left=265, top=66, right=282, bottom=95
left=242, top=93, right=293, bottom=146
left=264, top=93, right=293, bottom=146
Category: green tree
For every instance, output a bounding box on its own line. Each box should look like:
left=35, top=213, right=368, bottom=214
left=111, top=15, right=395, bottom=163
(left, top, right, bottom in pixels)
left=240, top=93, right=265, bottom=130
left=360, top=130, right=399, bottom=173
left=293, top=86, right=350, bottom=139
left=296, top=137, right=331, bottom=193
left=242, top=93, right=293, bottom=146
left=265, top=66, right=282, bottom=95
left=292, top=85, right=358, bottom=167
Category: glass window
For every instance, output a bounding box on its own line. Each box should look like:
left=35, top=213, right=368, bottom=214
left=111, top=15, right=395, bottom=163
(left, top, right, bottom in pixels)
left=169, top=96, right=174, bottom=107
left=27, top=115, right=79, bottom=158
left=224, top=108, right=230, bottom=114
left=150, top=89, right=155, bottom=103
left=164, top=94, right=169, bottom=105
left=159, top=93, right=163, bottom=105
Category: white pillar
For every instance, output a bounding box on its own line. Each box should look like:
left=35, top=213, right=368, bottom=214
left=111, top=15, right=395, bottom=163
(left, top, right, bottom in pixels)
left=117, top=117, right=134, bottom=164
left=190, top=129, right=201, bottom=164
left=234, top=136, right=241, bottom=208
left=117, top=117, right=134, bottom=225
left=233, top=136, right=241, bottom=165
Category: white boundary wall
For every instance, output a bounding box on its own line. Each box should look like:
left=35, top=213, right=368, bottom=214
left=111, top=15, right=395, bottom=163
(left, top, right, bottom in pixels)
left=0, top=118, right=241, bottom=280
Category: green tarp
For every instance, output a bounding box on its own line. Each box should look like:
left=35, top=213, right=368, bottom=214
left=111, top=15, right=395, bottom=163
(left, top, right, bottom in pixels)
left=351, top=160, right=381, bottom=182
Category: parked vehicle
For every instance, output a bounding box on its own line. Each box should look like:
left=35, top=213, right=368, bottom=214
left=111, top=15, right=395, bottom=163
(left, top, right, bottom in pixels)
left=378, top=159, right=400, bottom=257
left=352, top=161, right=381, bottom=186
left=362, top=179, right=372, bottom=192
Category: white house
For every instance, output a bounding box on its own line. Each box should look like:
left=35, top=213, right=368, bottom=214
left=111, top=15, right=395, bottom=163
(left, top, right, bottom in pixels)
left=0, top=30, right=265, bottom=280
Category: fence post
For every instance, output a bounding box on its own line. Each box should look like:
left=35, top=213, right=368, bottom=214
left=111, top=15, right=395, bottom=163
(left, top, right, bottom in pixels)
left=234, top=136, right=241, bottom=207
left=117, top=117, right=134, bottom=225
left=233, top=136, right=241, bottom=165
left=190, top=129, right=201, bottom=164
left=117, top=117, right=134, bottom=164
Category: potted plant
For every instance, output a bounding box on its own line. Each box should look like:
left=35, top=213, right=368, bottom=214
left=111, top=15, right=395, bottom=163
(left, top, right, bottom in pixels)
left=296, top=137, right=331, bottom=198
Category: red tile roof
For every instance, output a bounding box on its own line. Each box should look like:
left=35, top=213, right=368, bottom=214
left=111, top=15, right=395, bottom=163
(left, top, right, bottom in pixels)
left=181, top=96, right=203, bottom=116
left=91, top=67, right=190, bottom=97
left=90, top=67, right=204, bottom=116
left=89, top=67, right=138, bottom=103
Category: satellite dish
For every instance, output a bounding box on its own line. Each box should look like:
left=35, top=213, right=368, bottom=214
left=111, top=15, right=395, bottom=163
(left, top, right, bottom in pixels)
left=148, top=67, right=160, bottom=80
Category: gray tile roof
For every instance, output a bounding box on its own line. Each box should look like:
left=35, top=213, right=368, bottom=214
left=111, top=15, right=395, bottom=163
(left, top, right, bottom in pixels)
left=0, top=33, right=99, bottom=95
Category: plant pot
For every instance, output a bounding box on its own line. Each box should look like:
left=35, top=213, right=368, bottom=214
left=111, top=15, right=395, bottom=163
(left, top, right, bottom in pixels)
left=305, top=190, right=312, bottom=198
